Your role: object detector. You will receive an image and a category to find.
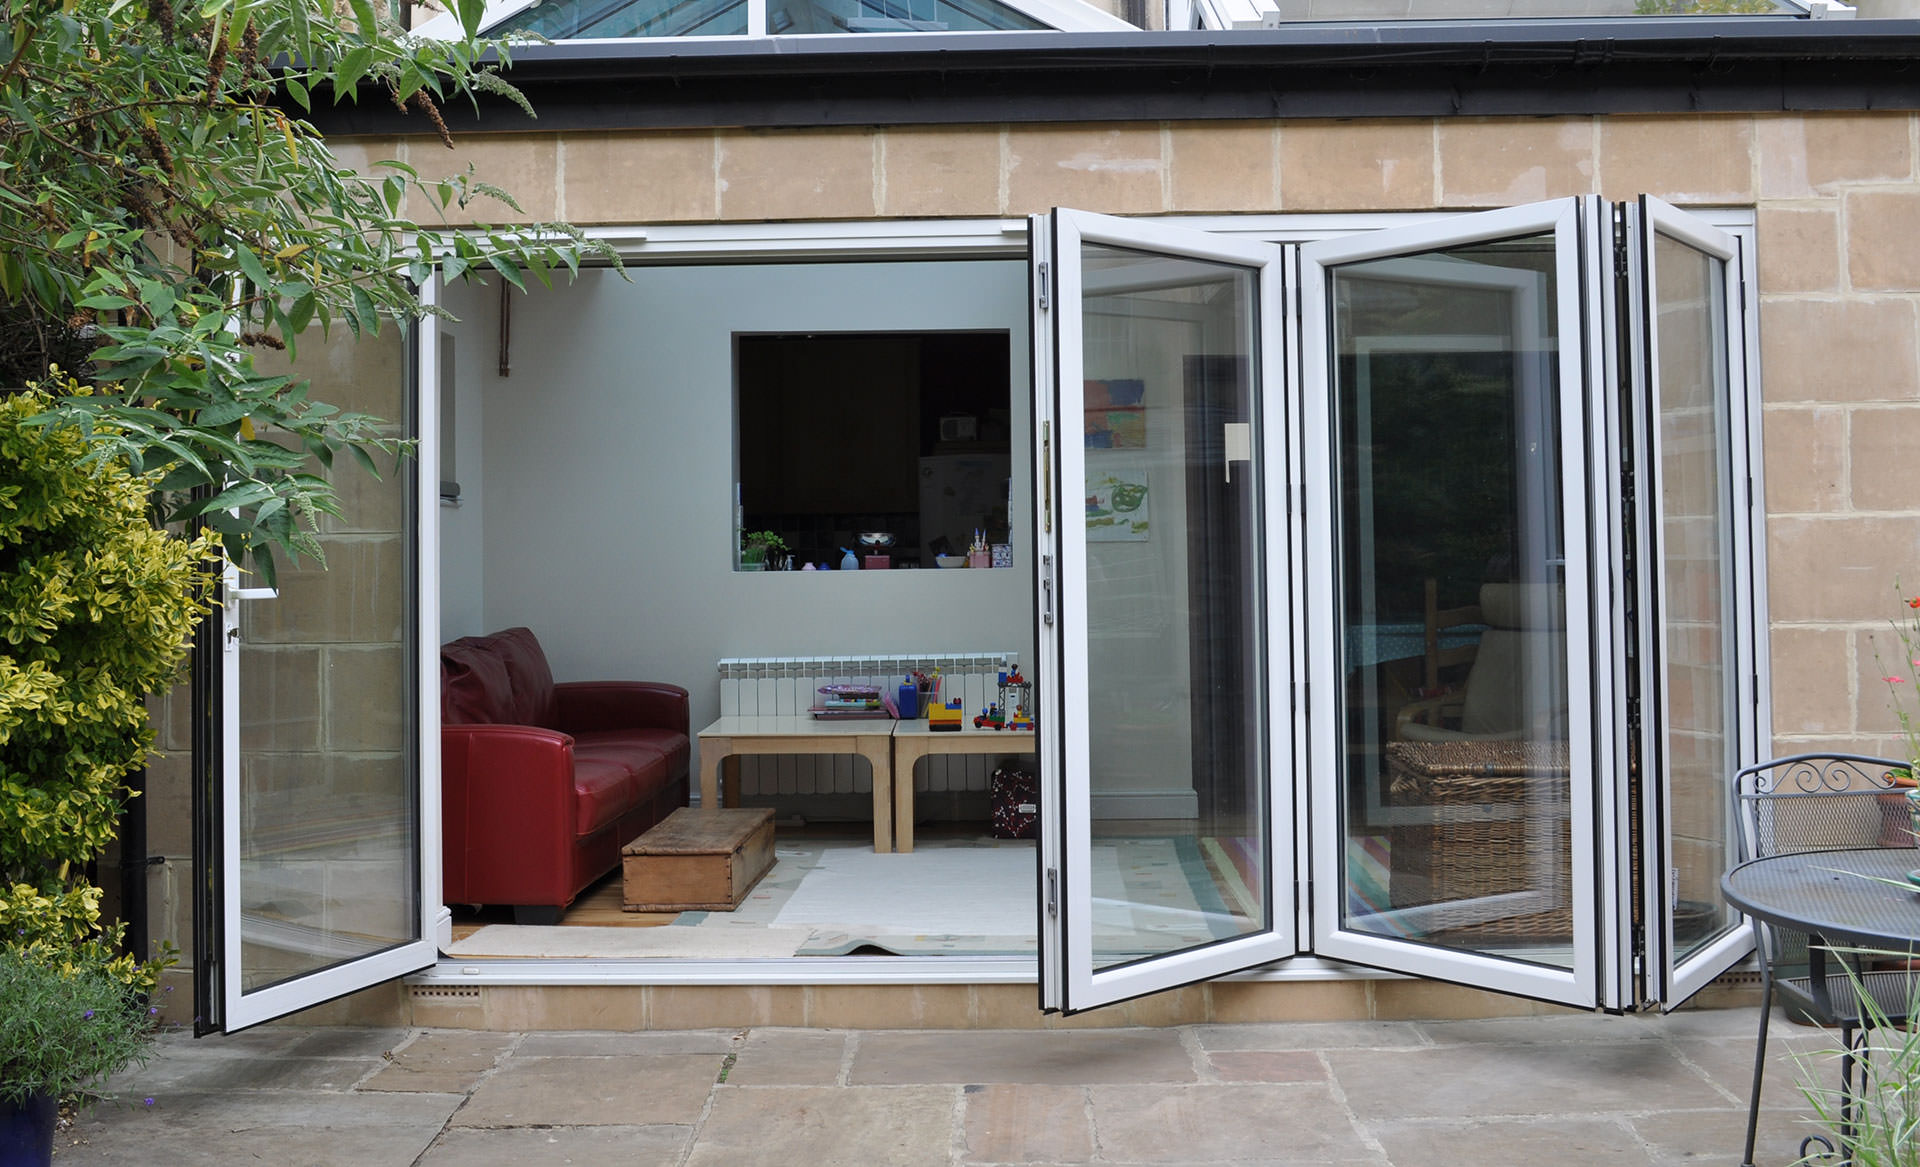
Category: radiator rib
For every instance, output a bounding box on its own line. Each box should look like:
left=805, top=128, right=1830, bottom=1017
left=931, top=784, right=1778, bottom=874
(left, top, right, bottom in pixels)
left=717, top=653, right=1014, bottom=803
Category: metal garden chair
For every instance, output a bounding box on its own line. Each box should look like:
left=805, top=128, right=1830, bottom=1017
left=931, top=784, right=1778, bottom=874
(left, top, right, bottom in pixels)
left=1732, top=752, right=1918, bottom=1167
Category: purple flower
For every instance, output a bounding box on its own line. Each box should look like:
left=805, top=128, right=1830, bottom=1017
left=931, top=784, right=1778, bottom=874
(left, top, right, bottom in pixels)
left=83, top=1010, right=94, bottom=1020
left=143, top=1098, right=154, bottom=1107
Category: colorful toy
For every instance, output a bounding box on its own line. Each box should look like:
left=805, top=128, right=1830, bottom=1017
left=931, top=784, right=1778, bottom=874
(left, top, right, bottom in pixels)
left=975, top=664, right=1034, bottom=731
left=929, top=697, right=965, bottom=732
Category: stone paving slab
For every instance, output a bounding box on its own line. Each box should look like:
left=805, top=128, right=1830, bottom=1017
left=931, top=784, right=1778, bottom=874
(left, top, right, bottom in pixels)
left=1089, top=1082, right=1377, bottom=1164
left=962, top=1083, right=1092, bottom=1163
left=1191, top=1021, right=1429, bottom=1052
left=724, top=1029, right=852, bottom=1086
left=55, top=1012, right=1853, bottom=1166
left=59, top=1090, right=462, bottom=1167
left=514, top=1029, right=741, bottom=1057
left=417, top=1124, right=693, bottom=1165
left=685, top=1084, right=956, bottom=1167
left=852, top=1029, right=1198, bottom=1085
left=453, top=1054, right=723, bottom=1127
left=1327, top=1037, right=1733, bottom=1120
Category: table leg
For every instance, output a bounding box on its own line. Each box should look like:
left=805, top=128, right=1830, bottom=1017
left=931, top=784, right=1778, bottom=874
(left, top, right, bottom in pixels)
left=860, top=738, right=893, bottom=853
left=698, top=741, right=729, bottom=809
left=894, top=740, right=920, bottom=854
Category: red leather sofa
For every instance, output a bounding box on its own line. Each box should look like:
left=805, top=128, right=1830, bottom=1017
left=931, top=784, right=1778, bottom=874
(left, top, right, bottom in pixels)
left=440, top=627, right=690, bottom=924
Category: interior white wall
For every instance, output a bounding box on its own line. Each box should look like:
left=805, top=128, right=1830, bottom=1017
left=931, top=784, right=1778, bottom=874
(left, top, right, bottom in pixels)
left=440, top=259, right=1035, bottom=770
left=438, top=316, right=487, bottom=641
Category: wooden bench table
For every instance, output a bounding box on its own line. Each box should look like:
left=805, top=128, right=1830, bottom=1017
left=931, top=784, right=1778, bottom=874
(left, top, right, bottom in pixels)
left=696, top=715, right=898, bottom=852
left=891, top=722, right=1036, bottom=853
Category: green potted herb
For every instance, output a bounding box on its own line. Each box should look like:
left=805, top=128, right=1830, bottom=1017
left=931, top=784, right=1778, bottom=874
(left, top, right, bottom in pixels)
left=0, top=950, right=160, bottom=1163
left=740, top=530, right=787, bottom=571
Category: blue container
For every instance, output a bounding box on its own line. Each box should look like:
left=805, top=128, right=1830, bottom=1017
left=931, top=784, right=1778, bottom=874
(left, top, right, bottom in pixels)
left=897, top=683, right=919, bottom=719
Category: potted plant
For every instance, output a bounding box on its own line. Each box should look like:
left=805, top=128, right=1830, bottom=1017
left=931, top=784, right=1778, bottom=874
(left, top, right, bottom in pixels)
left=0, top=951, right=159, bottom=1164
left=1791, top=957, right=1920, bottom=1166
left=1872, top=584, right=1920, bottom=844
left=739, top=530, right=787, bottom=571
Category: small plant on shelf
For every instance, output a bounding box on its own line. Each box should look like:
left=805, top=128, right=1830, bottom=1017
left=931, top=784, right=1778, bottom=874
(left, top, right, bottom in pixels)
left=739, top=530, right=788, bottom=570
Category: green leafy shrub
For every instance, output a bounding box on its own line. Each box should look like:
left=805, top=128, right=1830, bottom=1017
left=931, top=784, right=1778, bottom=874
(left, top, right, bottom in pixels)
left=0, top=385, right=214, bottom=983
left=0, top=948, right=159, bottom=1106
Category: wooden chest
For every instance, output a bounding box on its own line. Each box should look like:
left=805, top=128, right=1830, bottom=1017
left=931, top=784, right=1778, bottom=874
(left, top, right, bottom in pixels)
left=622, top=807, right=776, bottom=912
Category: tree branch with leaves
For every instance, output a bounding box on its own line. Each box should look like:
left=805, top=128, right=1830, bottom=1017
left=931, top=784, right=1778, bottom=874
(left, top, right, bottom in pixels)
left=0, top=0, right=609, bottom=583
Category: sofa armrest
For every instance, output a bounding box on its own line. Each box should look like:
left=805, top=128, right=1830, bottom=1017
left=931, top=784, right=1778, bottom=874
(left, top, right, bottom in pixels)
left=554, top=681, right=690, bottom=737
left=440, top=724, right=579, bottom=908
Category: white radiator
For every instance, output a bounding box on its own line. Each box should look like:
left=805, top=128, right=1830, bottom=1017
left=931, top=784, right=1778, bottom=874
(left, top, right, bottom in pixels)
left=716, top=652, right=1014, bottom=801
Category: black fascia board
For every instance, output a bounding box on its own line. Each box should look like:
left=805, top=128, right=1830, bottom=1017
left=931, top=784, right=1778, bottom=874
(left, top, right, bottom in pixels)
left=303, top=18, right=1920, bottom=135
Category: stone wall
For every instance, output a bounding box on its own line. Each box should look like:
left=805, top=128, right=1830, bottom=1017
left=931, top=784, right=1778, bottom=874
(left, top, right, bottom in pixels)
left=127, top=108, right=1920, bottom=1024
left=334, top=110, right=1920, bottom=757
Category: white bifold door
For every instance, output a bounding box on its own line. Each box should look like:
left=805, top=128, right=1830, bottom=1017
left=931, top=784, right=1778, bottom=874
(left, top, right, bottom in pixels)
left=1031, top=210, right=1298, bottom=1013
left=1032, top=198, right=1761, bottom=1015
left=206, top=292, right=443, bottom=1032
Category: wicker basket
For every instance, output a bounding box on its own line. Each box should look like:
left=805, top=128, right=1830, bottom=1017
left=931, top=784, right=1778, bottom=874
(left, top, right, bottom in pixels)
left=1386, top=740, right=1573, bottom=943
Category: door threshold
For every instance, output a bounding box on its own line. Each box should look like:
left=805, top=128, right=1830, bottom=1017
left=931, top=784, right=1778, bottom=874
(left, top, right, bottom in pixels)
left=409, top=954, right=1396, bottom=987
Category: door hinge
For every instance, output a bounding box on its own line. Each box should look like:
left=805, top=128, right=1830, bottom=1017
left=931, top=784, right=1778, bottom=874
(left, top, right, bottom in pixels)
left=1046, top=867, right=1059, bottom=919
left=1037, top=261, right=1050, bottom=310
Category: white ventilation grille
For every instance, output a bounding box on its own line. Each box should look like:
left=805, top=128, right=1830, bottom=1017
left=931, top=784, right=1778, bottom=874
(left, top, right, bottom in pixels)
left=716, top=653, right=1014, bottom=800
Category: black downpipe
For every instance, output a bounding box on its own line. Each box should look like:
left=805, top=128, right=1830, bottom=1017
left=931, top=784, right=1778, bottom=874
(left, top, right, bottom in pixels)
left=190, top=540, right=223, bottom=1037
left=117, top=765, right=148, bottom=966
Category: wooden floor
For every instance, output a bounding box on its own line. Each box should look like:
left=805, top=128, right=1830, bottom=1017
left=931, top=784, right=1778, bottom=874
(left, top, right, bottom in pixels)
left=448, top=874, right=678, bottom=941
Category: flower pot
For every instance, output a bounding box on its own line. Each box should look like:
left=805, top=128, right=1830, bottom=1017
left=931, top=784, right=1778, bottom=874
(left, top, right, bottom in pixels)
left=1876, top=790, right=1915, bottom=848
left=0, top=1092, right=57, bottom=1167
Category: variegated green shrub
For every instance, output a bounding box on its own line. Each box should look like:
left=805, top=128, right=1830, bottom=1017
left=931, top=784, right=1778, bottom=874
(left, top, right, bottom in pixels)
left=0, top=385, right=215, bottom=982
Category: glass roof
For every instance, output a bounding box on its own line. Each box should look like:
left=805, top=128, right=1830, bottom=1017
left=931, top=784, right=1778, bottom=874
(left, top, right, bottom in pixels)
left=1254, top=0, right=1810, bottom=18
left=481, top=0, right=1059, bottom=36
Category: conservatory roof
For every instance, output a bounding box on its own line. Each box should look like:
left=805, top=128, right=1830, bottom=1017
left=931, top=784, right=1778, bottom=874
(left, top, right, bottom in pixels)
left=412, top=0, right=1134, bottom=40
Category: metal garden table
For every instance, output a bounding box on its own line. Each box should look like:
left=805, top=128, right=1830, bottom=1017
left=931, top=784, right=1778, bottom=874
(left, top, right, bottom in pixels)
left=1721, top=848, right=1920, bottom=1165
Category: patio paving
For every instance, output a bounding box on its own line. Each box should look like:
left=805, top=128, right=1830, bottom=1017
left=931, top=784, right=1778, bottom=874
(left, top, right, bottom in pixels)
left=54, top=1007, right=1842, bottom=1165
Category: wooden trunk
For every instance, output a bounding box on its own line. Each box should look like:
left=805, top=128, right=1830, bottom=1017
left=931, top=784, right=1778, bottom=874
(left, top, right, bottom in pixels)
left=622, top=807, right=776, bottom=912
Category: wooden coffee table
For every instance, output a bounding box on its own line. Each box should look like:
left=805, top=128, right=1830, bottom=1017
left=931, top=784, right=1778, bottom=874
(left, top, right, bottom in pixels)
left=696, top=715, right=898, bottom=852
left=891, top=722, right=1036, bottom=853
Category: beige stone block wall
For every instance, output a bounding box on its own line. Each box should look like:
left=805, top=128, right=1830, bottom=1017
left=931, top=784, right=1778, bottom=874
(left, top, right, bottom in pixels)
left=112, top=107, right=1916, bottom=1025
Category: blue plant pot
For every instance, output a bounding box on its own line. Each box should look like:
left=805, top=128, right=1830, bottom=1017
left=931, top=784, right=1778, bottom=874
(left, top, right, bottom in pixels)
left=0, top=1093, right=55, bottom=1167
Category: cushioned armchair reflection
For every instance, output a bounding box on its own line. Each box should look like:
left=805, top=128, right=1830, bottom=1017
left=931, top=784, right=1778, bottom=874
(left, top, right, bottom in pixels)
left=1395, top=581, right=1568, bottom=743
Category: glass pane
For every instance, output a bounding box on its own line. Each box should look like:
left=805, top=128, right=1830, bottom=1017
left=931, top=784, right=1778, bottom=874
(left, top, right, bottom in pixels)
left=776, top=0, right=1045, bottom=32
left=1077, top=243, right=1268, bottom=971
left=236, top=329, right=419, bottom=993
left=1268, top=1, right=1803, bottom=20
left=491, top=0, right=748, bottom=38
left=1652, top=233, right=1739, bottom=962
left=1331, top=236, right=1575, bottom=969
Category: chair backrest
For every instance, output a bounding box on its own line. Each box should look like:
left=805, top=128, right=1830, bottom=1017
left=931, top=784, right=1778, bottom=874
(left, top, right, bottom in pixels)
left=1422, top=578, right=1482, bottom=691
left=1457, top=581, right=1567, bottom=737
left=1732, top=753, right=1913, bottom=973
left=1732, top=752, right=1912, bottom=864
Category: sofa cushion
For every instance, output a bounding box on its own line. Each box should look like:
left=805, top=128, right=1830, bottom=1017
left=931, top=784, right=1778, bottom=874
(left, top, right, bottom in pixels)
left=441, top=641, right=514, bottom=725
left=487, top=626, right=560, bottom=728
left=575, top=729, right=691, bottom=797
left=572, top=755, right=639, bottom=837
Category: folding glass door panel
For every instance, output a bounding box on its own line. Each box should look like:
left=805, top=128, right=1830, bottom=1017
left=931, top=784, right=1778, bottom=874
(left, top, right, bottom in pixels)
left=1034, top=209, right=1295, bottom=1013
left=1629, top=197, right=1758, bottom=1006
left=1302, top=200, right=1601, bottom=1007
left=216, top=311, right=439, bottom=1031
